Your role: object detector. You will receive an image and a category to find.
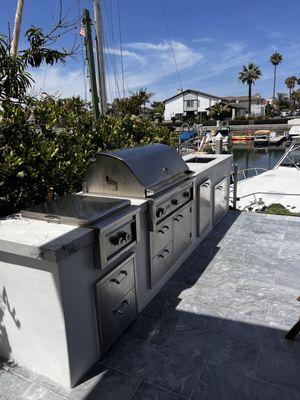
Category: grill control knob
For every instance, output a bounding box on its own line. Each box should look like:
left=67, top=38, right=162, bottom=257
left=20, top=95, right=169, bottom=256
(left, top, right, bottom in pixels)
left=156, top=207, right=165, bottom=218
left=110, top=231, right=131, bottom=246
left=171, top=198, right=179, bottom=206
left=183, top=191, right=190, bottom=198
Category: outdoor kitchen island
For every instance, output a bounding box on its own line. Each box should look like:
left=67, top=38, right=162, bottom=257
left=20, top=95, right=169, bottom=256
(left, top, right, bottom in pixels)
left=0, top=145, right=232, bottom=389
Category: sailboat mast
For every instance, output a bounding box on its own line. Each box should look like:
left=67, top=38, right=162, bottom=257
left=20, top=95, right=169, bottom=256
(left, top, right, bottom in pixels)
left=93, top=0, right=107, bottom=114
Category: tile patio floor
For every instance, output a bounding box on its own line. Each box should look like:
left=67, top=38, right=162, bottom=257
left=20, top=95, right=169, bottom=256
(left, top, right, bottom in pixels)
left=1, top=211, right=300, bottom=399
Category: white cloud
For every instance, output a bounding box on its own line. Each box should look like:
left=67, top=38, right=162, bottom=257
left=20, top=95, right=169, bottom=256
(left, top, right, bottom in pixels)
left=104, top=47, right=145, bottom=63
left=193, top=37, right=214, bottom=44
left=29, top=67, right=86, bottom=99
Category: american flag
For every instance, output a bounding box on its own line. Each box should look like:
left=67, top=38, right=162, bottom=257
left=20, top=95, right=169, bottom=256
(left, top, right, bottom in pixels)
left=79, top=25, right=86, bottom=37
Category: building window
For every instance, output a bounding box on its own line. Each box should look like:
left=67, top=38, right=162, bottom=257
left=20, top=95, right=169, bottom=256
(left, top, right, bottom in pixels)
left=186, top=100, right=195, bottom=107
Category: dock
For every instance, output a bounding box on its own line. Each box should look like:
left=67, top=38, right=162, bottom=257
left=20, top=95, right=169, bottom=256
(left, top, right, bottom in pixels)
left=1, top=211, right=300, bottom=399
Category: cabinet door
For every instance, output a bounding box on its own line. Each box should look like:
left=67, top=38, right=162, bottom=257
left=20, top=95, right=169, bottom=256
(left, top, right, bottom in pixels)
left=198, top=180, right=211, bottom=237
left=214, top=178, right=228, bottom=224
left=172, top=204, right=192, bottom=261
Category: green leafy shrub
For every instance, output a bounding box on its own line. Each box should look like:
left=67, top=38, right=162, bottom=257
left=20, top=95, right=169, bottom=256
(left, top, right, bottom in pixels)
left=0, top=97, right=174, bottom=217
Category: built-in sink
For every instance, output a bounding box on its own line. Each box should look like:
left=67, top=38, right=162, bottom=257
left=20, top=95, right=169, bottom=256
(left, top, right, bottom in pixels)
left=187, top=157, right=216, bottom=163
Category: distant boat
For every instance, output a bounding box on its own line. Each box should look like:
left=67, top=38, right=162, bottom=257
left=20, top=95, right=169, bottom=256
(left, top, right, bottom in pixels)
left=269, top=131, right=284, bottom=145
left=254, top=135, right=269, bottom=146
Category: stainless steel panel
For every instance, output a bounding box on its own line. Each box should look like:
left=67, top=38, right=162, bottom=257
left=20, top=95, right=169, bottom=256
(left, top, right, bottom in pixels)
left=21, top=194, right=130, bottom=226
left=93, top=208, right=140, bottom=270
left=149, top=179, right=194, bottom=230
left=151, top=242, right=173, bottom=287
left=85, top=144, right=191, bottom=197
left=172, top=203, right=192, bottom=261
left=197, top=179, right=211, bottom=237
left=154, top=182, right=193, bottom=225
left=213, top=177, right=228, bottom=224
left=97, top=255, right=135, bottom=310
left=97, top=288, right=137, bottom=354
left=151, top=218, right=172, bottom=256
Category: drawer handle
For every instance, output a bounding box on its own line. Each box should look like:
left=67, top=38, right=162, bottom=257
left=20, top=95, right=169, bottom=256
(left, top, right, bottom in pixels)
left=158, top=225, right=170, bottom=234
left=110, top=270, right=128, bottom=285
left=113, top=300, right=129, bottom=315
left=44, top=214, right=62, bottom=222
left=174, top=214, right=183, bottom=222
left=158, top=249, right=170, bottom=259
left=217, top=186, right=223, bottom=190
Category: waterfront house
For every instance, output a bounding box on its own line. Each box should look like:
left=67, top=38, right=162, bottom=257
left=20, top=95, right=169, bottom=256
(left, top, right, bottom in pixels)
left=163, top=90, right=266, bottom=121
left=225, top=94, right=266, bottom=117
left=163, top=89, right=223, bottom=121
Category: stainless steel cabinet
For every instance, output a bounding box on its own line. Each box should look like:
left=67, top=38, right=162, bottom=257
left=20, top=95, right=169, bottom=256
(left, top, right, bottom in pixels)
left=197, top=179, right=211, bottom=237
left=95, top=254, right=137, bottom=354
left=172, top=203, right=192, bottom=261
left=151, top=242, right=173, bottom=287
left=149, top=203, right=192, bottom=288
left=213, top=177, right=228, bottom=224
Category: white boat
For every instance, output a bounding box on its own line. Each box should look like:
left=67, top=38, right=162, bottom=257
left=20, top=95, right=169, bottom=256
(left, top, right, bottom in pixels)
left=288, top=125, right=300, bottom=140
left=232, top=138, right=300, bottom=212
left=269, top=131, right=284, bottom=145
left=253, top=134, right=269, bottom=146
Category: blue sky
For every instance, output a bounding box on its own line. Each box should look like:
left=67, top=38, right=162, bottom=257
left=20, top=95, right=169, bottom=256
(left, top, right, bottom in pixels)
left=2, top=0, right=300, bottom=102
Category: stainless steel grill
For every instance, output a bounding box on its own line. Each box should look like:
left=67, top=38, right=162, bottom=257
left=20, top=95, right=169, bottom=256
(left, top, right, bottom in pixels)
left=85, top=143, right=192, bottom=197
left=84, top=144, right=194, bottom=230
left=84, top=144, right=195, bottom=288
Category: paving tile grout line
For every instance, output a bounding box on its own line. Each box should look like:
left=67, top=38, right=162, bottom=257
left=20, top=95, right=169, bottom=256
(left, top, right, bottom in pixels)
left=189, top=361, right=207, bottom=399
left=2, top=367, right=68, bottom=399
left=128, top=378, right=143, bottom=400
left=98, top=363, right=190, bottom=399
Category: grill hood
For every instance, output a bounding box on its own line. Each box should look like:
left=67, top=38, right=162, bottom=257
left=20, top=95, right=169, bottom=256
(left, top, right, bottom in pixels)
left=85, top=144, right=191, bottom=198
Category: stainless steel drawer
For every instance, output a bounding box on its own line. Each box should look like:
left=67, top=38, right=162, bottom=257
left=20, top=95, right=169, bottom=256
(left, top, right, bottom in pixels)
left=172, top=203, right=192, bottom=261
left=99, top=288, right=137, bottom=353
left=197, top=179, right=211, bottom=237
left=97, top=255, right=135, bottom=310
left=214, top=177, right=228, bottom=224
left=151, top=219, right=172, bottom=256
left=151, top=242, right=173, bottom=287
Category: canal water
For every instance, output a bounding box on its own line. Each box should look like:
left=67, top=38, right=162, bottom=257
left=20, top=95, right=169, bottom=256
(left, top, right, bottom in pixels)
left=229, top=143, right=286, bottom=171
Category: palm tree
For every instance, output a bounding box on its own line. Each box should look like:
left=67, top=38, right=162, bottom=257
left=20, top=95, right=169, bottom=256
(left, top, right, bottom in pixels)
left=208, top=103, right=231, bottom=119
left=291, top=90, right=300, bottom=111
left=238, top=63, right=262, bottom=115
left=285, top=76, right=297, bottom=100
left=273, top=92, right=290, bottom=114
left=270, top=52, right=283, bottom=99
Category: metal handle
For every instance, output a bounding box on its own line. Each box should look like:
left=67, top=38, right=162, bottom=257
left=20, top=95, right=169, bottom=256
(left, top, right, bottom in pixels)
left=158, top=225, right=170, bottom=234
left=110, top=270, right=128, bottom=285
left=158, top=249, right=170, bottom=259
left=44, top=214, right=62, bottom=223
left=174, top=214, right=183, bottom=222
left=113, top=300, right=129, bottom=315
left=217, top=186, right=223, bottom=190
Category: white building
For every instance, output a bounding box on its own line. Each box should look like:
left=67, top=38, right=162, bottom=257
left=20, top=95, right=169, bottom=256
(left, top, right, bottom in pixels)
left=163, top=89, right=223, bottom=121
left=225, top=95, right=266, bottom=117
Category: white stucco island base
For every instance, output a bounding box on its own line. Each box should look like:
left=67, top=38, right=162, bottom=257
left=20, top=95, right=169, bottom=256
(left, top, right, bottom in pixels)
left=0, top=153, right=232, bottom=389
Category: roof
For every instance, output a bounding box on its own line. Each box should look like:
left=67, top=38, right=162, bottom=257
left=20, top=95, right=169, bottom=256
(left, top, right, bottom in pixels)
left=224, top=95, right=264, bottom=103
left=163, top=89, right=223, bottom=103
